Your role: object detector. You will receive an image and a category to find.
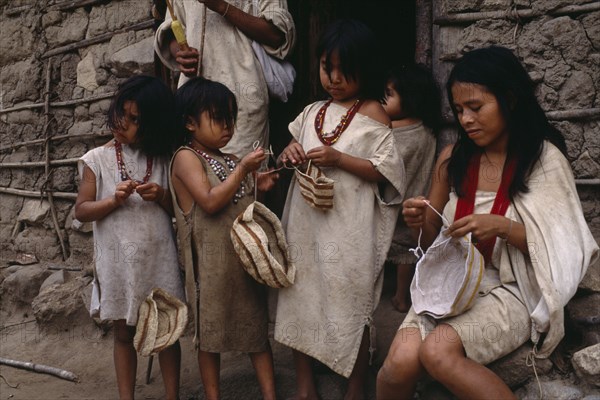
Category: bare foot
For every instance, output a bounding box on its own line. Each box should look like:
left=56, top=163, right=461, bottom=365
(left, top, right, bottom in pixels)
left=391, top=295, right=411, bottom=313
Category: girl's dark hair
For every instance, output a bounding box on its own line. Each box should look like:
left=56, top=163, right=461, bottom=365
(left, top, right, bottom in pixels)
left=316, top=19, right=385, bottom=100
left=174, top=77, right=238, bottom=145
left=386, top=63, right=442, bottom=134
left=446, top=46, right=566, bottom=199
left=107, top=75, right=175, bottom=157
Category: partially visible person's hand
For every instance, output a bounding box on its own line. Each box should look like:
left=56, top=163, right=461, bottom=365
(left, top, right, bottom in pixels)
left=306, top=146, right=342, bottom=167
left=196, top=0, right=226, bottom=14
left=256, top=169, right=279, bottom=192
left=175, top=47, right=200, bottom=77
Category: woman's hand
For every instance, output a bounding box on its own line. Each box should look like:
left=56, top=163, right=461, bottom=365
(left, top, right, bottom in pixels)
left=279, top=141, right=306, bottom=166
left=135, top=182, right=165, bottom=202
left=240, top=148, right=267, bottom=174
left=402, top=196, right=429, bottom=228
left=306, top=146, right=341, bottom=167
left=256, top=169, right=279, bottom=192
left=446, top=214, right=507, bottom=242
left=114, top=180, right=136, bottom=206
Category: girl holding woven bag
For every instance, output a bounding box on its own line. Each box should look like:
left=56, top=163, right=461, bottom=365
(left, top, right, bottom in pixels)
left=75, top=76, right=185, bottom=400
left=377, top=46, right=598, bottom=399
left=275, top=19, right=405, bottom=400
left=169, top=77, right=278, bottom=400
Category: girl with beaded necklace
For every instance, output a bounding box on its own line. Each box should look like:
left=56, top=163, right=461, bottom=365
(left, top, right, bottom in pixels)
left=75, top=75, right=185, bottom=400
left=274, top=19, right=405, bottom=400
left=169, top=76, right=278, bottom=400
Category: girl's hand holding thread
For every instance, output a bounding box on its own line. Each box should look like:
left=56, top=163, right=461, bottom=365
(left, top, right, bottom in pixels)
left=114, top=180, right=136, bottom=206
left=279, top=141, right=306, bottom=165
left=306, top=146, right=342, bottom=167
left=135, top=182, right=165, bottom=202
left=402, top=196, right=428, bottom=228
left=240, top=148, right=267, bottom=174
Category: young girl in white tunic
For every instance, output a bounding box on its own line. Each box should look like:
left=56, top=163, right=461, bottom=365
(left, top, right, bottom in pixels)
left=275, top=19, right=405, bottom=400
left=75, top=76, right=185, bottom=400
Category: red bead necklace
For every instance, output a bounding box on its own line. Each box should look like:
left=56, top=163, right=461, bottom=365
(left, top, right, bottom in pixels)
left=114, top=140, right=153, bottom=184
left=314, top=99, right=363, bottom=146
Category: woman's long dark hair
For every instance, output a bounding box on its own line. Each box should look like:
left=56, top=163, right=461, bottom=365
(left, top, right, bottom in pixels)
left=446, top=46, right=566, bottom=198
left=107, top=75, right=176, bottom=157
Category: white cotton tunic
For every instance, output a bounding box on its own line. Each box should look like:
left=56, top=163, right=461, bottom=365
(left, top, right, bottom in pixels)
left=79, top=144, right=185, bottom=326
left=154, top=0, right=296, bottom=158
left=274, top=102, right=406, bottom=378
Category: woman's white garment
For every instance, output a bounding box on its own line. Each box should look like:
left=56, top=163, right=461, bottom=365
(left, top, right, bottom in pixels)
left=154, top=0, right=296, bottom=158
left=500, top=142, right=598, bottom=357
left=79, top=144, right=185, bottom=326
left=275, top=102, right=406, bottom=378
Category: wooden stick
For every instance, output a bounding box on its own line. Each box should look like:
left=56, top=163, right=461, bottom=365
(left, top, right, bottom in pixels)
left=5, top=5, right=30, bottom=16
left=0, top=158, right=80, bottom=168
left=0, top=132, right=112, bottom=152
left=415, top=0, right=433, bottom=67
left=197, top=5, right=207, bottom=76
left=0, top=187, right=78, bottom=200
left=434, top=3, right=600, bottom=25
left=42, top=59, right=68, bottom=261
left=47, top=266, right=83, bottom=271
left=0, top=357, right=79, bottom=383
left=42, top=19, right=154, bottom=58
left=0, top=93, right=114, bottom=115
left=51, top=0, right=107, bottom=11
left=575, top=179, right=600, bottom=186
left=546, top=108, right=600, bottom=120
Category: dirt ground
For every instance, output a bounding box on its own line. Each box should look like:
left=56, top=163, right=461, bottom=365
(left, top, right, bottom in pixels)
left=0, top=269, right=405, bottom=400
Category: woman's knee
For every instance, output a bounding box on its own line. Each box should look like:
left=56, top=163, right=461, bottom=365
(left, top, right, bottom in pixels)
left=419, top=324, right=464, bottom=377
left=378, top=329, right=422, bottom=385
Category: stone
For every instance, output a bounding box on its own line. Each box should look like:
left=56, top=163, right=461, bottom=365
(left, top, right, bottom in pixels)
left=0, top=264, right=52, bottom=306
left=87, top=0, right=150, bottom=38
left=540, top=17, right=591, bottom=64
left=39, top=270, right=67, bottom=293
left=517, top=379, right=583, bottom=400
left=76, top=52, right=99, bottom=91
left=572, top=344, right=600, bottom=387
left=581, top=12, right=600, bottom=50
left=18, top=200, right=50, bottom=225
left=109, top=36, right=154, bottom=77
left=0, top=58, right=43, bottom=105
left=0, top=16, right=35, bottom=65
left=32, top=276, right=89, bottom=327
left=580, top=257, right=600, bottom=292
left=45, top=9, right=88, bottom=48
left=573, top=151, right=600, bottom=179
left=488, top=344, right=553, bottom=388
left=559, top=70, right=595, bottom=109
left=68, top=120, right=94, bottom=137
left=14, top=227, right=61, bottom=261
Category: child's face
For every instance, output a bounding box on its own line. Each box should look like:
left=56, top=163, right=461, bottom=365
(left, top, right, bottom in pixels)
left=451, top=82, right=509, bottom=150
left=319, top=51, right=360, bottom=103
left=186, top=110, right=233, bottom=151
left=382, top=82, right=403, bottom=120
left=112, top=100, right=139, bottom=145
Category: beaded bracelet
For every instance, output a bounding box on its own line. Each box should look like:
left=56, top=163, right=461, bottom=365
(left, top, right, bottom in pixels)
left=221, top=2, right=230, bottom=17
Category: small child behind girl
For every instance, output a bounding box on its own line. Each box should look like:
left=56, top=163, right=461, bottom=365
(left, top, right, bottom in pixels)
left=169, top=77, right=278, bottom=400
left=274, top=19, right=405, bottom=400
left=75, top=75, right=185, bottom=400
left=382, top=64, right=442, bottom=312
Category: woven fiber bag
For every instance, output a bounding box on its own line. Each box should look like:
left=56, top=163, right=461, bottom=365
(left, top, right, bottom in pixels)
left=411, top=230, right=485, bottom=319
left=134, top=288, right=188, bottom=356
left=231, top=201, right=296, bottom=288
left=295, top=161, right=334, bottom=210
